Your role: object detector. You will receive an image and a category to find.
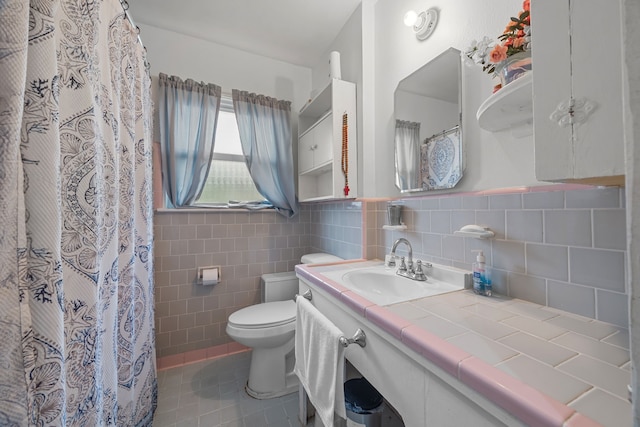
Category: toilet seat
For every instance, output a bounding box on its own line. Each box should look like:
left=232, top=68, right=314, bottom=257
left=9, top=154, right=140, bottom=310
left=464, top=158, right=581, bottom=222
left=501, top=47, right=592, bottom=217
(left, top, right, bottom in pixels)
left=228, top=300, right=296, bottom=329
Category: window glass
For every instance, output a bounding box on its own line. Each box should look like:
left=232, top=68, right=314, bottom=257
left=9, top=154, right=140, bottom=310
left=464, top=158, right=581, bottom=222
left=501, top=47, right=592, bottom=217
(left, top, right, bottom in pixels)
left=195, top=99, right=264, bottom=205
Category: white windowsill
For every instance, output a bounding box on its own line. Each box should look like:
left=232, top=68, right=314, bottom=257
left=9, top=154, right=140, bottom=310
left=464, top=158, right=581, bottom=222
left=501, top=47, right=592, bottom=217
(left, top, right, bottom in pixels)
left=155, top=207, right=275, bottom=214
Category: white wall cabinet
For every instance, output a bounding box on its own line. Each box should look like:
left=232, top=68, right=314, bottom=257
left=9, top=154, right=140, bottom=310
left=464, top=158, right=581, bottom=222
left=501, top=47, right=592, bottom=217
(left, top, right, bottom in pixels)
left=298, top=79, right=357, bottom=201
left=298, top=113, right=332, bottom=174
left=532, top=0, right=625, bottom=186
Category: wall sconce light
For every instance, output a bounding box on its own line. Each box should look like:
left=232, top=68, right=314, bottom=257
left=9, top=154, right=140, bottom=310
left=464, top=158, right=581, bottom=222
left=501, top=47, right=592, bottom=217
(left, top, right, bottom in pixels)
left=403, top=7, right=438, bottom=41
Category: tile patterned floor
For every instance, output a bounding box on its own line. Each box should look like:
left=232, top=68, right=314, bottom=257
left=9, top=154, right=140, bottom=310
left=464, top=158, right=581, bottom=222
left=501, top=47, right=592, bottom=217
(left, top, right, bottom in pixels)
left=154, top=352, right=300, bottom=426
left=154, top=351, right=405, bottom=427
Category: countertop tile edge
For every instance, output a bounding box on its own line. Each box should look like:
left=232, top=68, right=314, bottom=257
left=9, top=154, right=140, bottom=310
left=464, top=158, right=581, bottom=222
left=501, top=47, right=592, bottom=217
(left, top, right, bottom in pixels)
left=459, top=357, right=576, bottom=427
left=364, top=305, right=412, bottom=339
left=296, top=264, right=349, bottom=299
left=401, top=324, right=471, bottom=377
left=340, top=291, right=375, bottom=317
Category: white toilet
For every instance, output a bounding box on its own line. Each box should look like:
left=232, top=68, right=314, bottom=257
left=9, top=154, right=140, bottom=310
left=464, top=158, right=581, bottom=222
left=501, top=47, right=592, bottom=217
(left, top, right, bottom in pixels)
left=226, top=253, right=343, bottom=399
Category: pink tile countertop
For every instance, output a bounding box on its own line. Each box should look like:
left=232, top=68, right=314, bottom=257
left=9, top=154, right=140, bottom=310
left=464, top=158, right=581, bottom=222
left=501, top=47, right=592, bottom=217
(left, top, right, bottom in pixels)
left=295, top=260, right=631, bottom=427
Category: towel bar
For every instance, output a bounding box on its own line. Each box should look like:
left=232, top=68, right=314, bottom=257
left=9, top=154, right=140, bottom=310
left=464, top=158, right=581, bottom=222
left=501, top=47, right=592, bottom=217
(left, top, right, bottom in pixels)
left=293, top=289, right=312, bottom=302
left=339, top=328, right=366, bottom=348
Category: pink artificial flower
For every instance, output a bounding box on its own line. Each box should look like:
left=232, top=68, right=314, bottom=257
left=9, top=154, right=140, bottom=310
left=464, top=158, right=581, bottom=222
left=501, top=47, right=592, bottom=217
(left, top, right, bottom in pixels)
left=489, top=44, right=508, bottom=63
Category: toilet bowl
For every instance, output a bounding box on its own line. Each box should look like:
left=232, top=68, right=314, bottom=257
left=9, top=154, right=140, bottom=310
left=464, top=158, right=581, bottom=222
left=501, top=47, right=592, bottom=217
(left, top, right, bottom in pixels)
left=227, top=301, right=297, bottom=399
left=226, top=253, right=343, bottom=399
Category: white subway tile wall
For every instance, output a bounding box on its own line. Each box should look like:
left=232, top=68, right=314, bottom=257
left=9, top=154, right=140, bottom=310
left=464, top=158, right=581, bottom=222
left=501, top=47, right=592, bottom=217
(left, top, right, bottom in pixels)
left=308, top=201, right=364, bottom=260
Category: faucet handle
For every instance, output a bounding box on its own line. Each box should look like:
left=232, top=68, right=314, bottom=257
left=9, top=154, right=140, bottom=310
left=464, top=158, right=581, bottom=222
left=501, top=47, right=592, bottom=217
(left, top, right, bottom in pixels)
left=414, top=260, right=427, bottom=281
left=398, top=256, right=407, bottom=272
left=385, top=253, right=396, bottom=268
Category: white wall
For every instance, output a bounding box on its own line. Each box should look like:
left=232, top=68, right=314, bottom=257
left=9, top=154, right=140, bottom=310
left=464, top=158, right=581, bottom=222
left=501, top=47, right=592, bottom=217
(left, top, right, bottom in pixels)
left=138, top=23, right=312, bottom=143
left=310, top=5, right=363, bottom=96
left=310, top=4, right=365, bottom=197
left=369, top=0, right=543, bottom=197
left=621, top=0, right=640, bottom=422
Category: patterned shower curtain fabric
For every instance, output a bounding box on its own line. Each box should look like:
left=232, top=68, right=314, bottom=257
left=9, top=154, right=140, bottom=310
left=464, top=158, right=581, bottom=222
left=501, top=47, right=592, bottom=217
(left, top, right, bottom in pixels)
left=232, top=90, right=299, bottom=218
left=0, top=0, right=157, bottom=425
left=158, top=73, right=222, bottom=208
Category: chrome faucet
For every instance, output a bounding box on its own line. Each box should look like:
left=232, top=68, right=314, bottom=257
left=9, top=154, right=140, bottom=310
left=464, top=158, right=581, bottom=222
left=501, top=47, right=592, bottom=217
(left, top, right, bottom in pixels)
left=391, top=238, right=413, bottom=272
left=389, top=237, right=413, bottom=277
left=389, top=238, right=428, bottom=281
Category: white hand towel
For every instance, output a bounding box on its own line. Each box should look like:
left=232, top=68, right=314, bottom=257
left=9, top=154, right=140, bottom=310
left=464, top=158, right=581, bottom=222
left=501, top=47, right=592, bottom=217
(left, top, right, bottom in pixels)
left=294, top=297, right=346, bottom=427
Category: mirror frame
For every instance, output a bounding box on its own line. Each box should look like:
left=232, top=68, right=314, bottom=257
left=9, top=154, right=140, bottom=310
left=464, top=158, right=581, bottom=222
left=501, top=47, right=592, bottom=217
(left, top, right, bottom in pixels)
left=393, top=47, right=463, bottom=193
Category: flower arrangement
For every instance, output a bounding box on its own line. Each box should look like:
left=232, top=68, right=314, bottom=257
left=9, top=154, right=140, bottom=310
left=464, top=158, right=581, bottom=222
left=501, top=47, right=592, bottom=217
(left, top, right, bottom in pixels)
left=465, top=0, right=531, bottom=88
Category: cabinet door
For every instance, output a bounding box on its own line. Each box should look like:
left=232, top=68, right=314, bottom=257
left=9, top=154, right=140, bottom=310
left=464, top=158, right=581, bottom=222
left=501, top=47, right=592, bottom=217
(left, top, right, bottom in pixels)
left=532, top=0, right=572, bottom=182
left=570, top=0, right=624, bottom=180
left=298, top=131, right=315, bottom=174
left=313, top=114, right=333, bottom=168
left=533, top=0, right=624, bottom=184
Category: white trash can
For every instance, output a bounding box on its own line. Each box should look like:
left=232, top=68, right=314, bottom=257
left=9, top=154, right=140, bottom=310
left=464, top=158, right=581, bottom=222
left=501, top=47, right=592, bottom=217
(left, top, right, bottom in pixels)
left=344, top=378, right=384, bottom=427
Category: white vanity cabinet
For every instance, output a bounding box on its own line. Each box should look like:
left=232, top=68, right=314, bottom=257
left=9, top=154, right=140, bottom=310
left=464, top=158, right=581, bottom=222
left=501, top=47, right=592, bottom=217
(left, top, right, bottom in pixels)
left=298, top=79, right=357, bottom=201
left=297, top=277, right=520, bottom=427
left=532, top=0, right=625, bottom=186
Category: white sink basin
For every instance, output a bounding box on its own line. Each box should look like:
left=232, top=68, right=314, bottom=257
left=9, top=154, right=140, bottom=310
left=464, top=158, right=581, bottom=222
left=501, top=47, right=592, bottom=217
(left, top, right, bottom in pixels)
left=322, top=263, right=466, bottom=306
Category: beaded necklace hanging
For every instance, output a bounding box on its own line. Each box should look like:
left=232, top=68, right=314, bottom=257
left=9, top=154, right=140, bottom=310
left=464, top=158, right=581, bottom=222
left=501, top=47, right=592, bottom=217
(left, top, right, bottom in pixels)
left=341, top=112, right=350, bottom=196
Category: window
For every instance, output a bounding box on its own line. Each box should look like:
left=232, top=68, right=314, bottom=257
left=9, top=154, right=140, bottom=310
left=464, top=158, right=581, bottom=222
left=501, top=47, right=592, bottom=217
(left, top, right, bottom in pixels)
left=195, top=96, right=265, bottom=205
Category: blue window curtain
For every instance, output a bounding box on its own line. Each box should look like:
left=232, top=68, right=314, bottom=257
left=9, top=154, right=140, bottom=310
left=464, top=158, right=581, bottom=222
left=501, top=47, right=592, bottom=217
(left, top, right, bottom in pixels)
left=158, top=73, right=221, bottom=207
left=395, top=120, right=421, bottom=191
left=232, top=90, right=299, bottom=218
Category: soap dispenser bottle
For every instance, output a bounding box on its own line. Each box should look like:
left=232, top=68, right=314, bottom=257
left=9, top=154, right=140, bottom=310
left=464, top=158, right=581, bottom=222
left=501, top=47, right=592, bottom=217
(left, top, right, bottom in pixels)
left=472, top=250, right=491, bottom=296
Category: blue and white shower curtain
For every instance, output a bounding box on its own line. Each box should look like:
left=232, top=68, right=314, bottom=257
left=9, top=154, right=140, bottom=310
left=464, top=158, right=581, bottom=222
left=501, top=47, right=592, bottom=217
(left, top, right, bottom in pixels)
left=0, top=0, right=157, bottom=425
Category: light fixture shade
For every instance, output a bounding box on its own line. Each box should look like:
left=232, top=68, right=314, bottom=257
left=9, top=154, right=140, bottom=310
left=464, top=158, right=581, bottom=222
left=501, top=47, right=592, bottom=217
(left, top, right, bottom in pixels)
left=414, top=8, right=438, bottom=41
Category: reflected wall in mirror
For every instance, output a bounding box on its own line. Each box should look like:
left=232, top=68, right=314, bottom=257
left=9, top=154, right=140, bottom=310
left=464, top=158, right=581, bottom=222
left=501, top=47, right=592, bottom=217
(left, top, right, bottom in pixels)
left=394, top=47, right=463, bottom=192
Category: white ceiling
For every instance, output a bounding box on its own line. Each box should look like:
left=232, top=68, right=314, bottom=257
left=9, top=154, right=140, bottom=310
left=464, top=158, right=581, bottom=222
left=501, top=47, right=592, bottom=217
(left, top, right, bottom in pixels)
left=127, top=0, right=362, bottom=68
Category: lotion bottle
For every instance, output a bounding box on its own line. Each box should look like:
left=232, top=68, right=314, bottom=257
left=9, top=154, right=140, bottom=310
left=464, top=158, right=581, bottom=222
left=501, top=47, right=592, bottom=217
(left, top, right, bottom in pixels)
left=472, top=250, right=491, bottom=296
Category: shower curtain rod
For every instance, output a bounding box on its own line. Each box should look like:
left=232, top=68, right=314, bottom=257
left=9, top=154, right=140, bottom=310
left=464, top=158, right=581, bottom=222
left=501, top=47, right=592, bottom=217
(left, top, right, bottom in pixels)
left=119, top=0, right=150, bottom=72
left=119, top=0, right=144, bottom=47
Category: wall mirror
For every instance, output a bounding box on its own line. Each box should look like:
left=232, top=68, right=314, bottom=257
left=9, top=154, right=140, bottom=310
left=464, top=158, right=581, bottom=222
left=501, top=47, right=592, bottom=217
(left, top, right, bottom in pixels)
left=394, top=47, right=463, bottom=192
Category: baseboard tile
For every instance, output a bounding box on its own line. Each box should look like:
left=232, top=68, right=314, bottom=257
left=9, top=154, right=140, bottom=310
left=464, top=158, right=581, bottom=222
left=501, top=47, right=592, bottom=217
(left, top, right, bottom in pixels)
left=157, top=342, right=250, bottom=371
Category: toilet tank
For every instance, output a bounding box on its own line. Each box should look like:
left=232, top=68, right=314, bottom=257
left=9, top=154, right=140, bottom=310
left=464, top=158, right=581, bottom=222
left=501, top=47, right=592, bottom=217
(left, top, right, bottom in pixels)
left=261, top=272, right=299, bottom=303
left=300, top=253, right=343, bottom=264
left=261, top=253, right=343, bottom=302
